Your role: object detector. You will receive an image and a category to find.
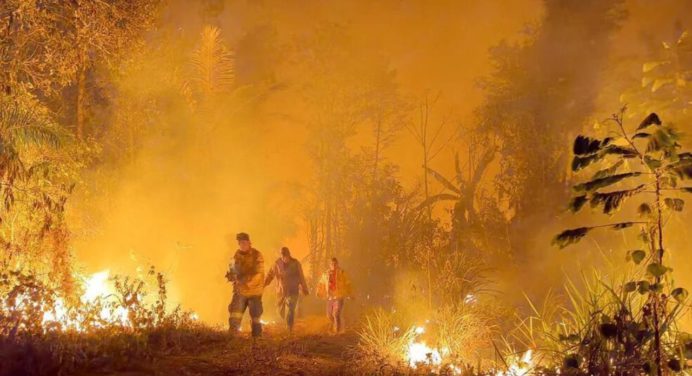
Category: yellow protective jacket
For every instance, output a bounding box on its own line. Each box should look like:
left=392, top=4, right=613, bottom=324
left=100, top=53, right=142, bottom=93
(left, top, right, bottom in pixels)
left=316, top=268, right=352, bottom=299
left=231, top=248, right=265, bottom=297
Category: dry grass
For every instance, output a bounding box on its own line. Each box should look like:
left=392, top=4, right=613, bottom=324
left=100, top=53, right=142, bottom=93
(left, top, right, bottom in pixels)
left=357, top=308, right=415, bottom=367
left=433, top=304, right=494, bottom=364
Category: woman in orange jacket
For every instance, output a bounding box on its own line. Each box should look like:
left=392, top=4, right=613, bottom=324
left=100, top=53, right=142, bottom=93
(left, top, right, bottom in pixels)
left=316, top=257, right=353, bottom=334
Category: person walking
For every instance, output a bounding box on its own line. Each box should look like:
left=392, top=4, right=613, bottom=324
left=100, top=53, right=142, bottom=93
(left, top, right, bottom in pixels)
left=264, top=246, right=309, bottom=332
left=225, top=232, right=265, bottom=337
left=316, top=257, right=352, bottom=334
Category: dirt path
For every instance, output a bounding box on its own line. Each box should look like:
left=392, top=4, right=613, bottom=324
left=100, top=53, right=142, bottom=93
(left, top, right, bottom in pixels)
left=90, top=329, right=361, bottom=376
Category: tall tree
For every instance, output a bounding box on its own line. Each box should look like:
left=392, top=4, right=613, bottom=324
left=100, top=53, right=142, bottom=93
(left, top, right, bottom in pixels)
left=0, top=0, right=78, bottom=95
left=70, top=0, right=160, bottom=139
left=405, top=94, right=458, bottom=308
left=293, top=24, right=399, bottom=284
left=479, top=0, right=625, bottom=258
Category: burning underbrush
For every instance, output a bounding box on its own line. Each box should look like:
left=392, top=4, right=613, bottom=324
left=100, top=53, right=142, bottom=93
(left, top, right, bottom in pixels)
left=0, top=267, right=218, bottom=376
left=356, top=305, right=537, bottom=375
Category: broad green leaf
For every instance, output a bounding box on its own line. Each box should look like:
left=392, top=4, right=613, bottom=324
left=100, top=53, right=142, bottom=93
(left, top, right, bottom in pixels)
left=664, top=197, right=684, bottom=211
left=568, top=195, right=588, bottom=213
left=573, top=135, right=612, bottom=156
left=644, top=155, right=662, bottom=169
left=612, top=222, right=636, bottom=230
left=591, top=160, right=623, bottom=180
left=646, top=127, right=677, bottom=153
left=667, top=161, right=692, bottom=179
left=660, top=176, right=677, bottom=188
left=638, top=203, right=652, bottom=217
left=571, top=154, right=601, bottom=172
left=590, top=185, right=644, bottom=215
left=573, top=172, right=641, bottom=193
left=637, top=113, right=662, bottom=130
left=672, top=287, right=689, bottom=302
left=629, top=250, right=646, bottom=265
left=603, top=145, right=638, bottom=158
left=637, top=281, right=650, bottom=294
left=553, top=227, right=591, bottom=249
left=647, top=263, right=668, bottom=278
left=624, top=281, right=637, bottom=293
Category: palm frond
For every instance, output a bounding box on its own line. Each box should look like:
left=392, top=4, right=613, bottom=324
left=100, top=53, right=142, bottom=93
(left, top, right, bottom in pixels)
left=189, top=25, right=235, bottom=97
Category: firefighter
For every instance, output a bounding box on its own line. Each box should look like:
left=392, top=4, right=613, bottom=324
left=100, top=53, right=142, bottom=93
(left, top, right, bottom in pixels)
left=225, top=232, right=265, bottom=337
left=316, top=257, right=353, bottom=334
left=264, top=246, right=309, bottom=332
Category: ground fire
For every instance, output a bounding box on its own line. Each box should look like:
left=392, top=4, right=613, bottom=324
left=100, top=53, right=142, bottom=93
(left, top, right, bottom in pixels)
left=1, top=1, right=692, bottom=375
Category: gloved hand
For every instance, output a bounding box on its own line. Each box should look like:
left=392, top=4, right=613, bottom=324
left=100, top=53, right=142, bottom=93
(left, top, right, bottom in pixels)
left=225, top=268, right=236, bottom=282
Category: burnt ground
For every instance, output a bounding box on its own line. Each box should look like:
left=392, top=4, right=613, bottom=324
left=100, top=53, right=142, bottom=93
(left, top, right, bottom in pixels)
left=80, top=320, right=365, bottom=376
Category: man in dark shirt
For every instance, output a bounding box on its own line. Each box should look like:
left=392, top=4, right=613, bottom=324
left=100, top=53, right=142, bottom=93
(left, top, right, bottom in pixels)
left=264, top=247, right=309, bottom=332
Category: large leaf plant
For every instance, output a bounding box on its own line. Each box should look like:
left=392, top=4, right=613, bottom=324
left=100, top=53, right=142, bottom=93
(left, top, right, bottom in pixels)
left=554, top=108, right=692, bottom=375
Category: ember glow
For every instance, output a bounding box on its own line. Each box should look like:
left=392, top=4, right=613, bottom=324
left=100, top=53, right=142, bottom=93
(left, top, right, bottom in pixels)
left=40, top=270, right=129, bottom=331
left=81, top=270, right=112, bottom=303
left=496, top=350, right=533, bottom=376
left=407, top=341, right=442, bottom=368
left=402, top=320, right=534, bottom=375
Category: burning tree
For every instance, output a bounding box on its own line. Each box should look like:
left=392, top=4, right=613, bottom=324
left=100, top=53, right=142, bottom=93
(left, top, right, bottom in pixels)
left=553, top=109, right=692, bottom=374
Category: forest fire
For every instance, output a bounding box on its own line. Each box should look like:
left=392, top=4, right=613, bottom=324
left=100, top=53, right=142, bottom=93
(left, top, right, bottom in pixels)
left=405, top=323, right=444, bottom=369
left=2, top=0, right=692, bottom=375
left=402, top=321, right=534, bottom=375
left=496, top=350, right=533, bottom=376
left=407, top=340, right=443, bottom=367
left=40, top=270, right=127, bottom=331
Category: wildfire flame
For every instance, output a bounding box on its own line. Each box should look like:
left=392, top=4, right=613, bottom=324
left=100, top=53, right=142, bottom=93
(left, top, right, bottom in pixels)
left=81, top=270, right=112, bottom=303
left=407, top=341, right=442, bottom=367
left=496, top=349, right=533, bottom=376
left=41, top=269, right=130, bottom=331
left=405, top=323, right=457, bottom=374
left=402, top=322, right=533, bottom=376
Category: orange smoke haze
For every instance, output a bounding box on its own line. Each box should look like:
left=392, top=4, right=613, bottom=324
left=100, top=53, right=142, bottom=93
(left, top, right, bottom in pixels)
left=63, top=0, right=691, bottom=325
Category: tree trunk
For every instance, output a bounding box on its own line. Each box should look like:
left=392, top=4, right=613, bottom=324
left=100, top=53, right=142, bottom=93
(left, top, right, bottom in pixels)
left=74, top=0, right=86, bottom=139
left=373, top=115, right=382, bottom=179
left=653, top=172, right=665, bottom=376
left=76, top=62, right=86, bottom=139
left=420, top=102, right=433, bottom=310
